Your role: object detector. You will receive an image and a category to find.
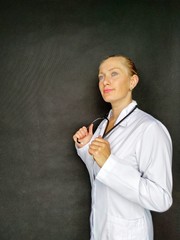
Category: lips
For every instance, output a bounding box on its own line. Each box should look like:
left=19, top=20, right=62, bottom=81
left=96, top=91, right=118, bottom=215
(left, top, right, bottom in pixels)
left=103, top=88, right=113, bottom=93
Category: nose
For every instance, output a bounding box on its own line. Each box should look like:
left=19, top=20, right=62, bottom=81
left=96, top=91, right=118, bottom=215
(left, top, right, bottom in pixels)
left=103, top=75, right=111, bottom=85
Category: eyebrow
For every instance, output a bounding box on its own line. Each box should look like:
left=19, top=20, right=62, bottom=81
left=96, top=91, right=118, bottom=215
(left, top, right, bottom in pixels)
left=98, top=67, right=121, bottom=75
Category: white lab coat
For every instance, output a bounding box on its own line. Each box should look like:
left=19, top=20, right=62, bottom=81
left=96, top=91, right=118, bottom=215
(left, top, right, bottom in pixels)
left=76, top=101, right=173, bottom=240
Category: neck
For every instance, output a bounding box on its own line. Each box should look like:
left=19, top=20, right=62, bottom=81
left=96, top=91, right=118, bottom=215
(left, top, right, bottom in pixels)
left=111, top=99, right=133, bottom=120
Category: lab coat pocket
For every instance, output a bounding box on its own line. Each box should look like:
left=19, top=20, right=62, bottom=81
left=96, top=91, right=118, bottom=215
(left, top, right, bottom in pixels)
left=108, top=215, right=146, bottom=240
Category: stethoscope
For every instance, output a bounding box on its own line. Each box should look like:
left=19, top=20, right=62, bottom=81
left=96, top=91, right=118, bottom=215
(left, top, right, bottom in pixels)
left=77, top=105, right=138, bottom=143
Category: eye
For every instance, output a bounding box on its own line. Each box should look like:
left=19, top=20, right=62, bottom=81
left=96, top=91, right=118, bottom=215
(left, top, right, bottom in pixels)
left=98, top=75, right=104, bottom=81
left=111, top=71, right=118, bottom=77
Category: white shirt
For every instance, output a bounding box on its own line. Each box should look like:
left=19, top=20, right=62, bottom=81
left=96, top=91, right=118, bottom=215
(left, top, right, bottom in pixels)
left=76, top=101, right=173, bottom=240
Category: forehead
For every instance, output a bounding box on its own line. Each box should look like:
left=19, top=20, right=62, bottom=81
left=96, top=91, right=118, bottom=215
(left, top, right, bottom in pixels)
left=99, top=57, right=126, bottom=73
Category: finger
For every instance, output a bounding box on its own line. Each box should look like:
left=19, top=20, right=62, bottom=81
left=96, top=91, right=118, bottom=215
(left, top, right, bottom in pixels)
left=88, top=124, right=94, bottom=135
left=79, top=126, right=88, bottom=135
left=91, top=139, right=107, bottom=147
left=88, top=147, right=98, bottom=156
left=94, top=136, right=107, bottom=143
left=74, top=132, right=83, bottom=140
left=88, top=148, right=93, bottom=155
left=73, top=135, right=77, bottom=142
left=90, top=142, right=103, bottom=149
left=89, top=144, right=100, bottom=150
left=76, top=127, right=88, bottom=139
left=73, top=131, right=86, bottom=143
left=73, top=134, right=81, bottom=143
left=77, top=138, right=82, bottom=144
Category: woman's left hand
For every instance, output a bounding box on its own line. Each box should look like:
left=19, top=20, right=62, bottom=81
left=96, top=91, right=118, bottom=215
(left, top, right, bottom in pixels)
left=88, top=136, right=111, bottom=167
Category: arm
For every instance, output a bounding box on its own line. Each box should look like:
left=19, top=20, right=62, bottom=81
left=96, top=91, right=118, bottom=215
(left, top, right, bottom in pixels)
left=96, top=121, right=173, bottom=212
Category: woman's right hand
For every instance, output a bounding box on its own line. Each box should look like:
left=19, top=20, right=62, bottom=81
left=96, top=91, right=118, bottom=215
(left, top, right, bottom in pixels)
left=73, top=124, right=93, bottom=148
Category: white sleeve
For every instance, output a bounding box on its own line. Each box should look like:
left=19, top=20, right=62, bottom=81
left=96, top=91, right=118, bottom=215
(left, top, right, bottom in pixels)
left=76, top=144, right=90, bottom=163
left=96, top=121, right=173, bottom=212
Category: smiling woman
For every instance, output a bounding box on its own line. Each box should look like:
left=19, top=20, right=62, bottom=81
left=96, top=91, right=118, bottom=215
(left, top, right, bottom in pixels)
left=73, top=55, right=173, bottom=240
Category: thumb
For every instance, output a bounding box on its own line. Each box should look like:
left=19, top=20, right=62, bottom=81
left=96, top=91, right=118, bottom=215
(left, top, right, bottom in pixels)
left=88, top=123, right=94, bottom=135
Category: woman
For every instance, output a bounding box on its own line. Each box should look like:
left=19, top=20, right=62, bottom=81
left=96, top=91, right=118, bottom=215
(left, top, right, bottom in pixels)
left=73, top=55, right=173, bottom=240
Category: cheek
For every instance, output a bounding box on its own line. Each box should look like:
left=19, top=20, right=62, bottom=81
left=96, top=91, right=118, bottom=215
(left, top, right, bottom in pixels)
left=98, top=82, right=103, bottom=92
left=118, top=79, right=130, bottom=90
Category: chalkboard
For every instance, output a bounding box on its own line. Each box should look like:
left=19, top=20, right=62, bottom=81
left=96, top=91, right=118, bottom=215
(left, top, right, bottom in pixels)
left=0, top=1, right=179, bottom=239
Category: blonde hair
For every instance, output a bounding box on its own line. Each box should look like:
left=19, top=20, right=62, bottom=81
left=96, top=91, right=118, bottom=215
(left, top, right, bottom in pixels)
left=99, top=54, right=138, bottom=77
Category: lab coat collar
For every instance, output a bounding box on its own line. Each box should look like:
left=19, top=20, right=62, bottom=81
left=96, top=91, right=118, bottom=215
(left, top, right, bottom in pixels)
left=108, top=100, right=137, bottom=127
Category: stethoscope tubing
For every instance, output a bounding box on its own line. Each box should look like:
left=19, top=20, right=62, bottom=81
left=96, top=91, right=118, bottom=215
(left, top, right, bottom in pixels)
left=76, top=105, right=138, bottom=144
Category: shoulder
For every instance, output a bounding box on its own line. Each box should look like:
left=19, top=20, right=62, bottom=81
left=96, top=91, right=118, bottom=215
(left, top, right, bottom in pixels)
left=135, top=108, right=157, bottom=123
left=134, top=108, right=172, bottom=143
left=135, top=108, right=164, bottom=128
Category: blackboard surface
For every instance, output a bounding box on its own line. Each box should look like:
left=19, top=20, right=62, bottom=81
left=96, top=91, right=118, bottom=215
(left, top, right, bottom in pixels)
left=0, top=1, right=179, bottom=239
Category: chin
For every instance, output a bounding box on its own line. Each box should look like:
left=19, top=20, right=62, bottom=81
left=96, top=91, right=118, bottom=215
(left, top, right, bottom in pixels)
left=102, top=97, right=112, bottom=103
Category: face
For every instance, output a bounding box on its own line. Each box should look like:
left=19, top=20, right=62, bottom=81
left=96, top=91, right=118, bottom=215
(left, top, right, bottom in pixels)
left=98, top=57, right=137, bottom=106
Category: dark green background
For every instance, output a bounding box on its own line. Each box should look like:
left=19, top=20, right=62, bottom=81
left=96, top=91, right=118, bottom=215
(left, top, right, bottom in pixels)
left=0, top=0, right=179, bottom=239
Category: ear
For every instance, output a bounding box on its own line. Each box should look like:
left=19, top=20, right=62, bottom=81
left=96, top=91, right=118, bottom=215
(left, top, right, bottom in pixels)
left=130, top=74, right=139, bottom=90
